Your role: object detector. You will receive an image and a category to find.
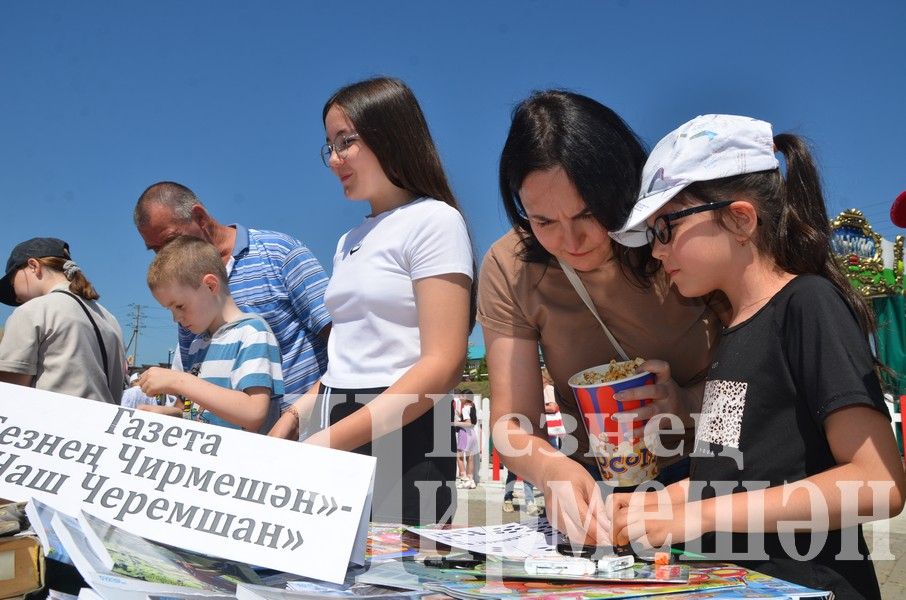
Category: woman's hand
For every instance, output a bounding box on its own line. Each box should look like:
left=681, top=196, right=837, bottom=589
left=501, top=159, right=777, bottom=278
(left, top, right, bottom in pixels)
left=612, top=359, right=696, bottom=427
left=540, top=457, right=612, bottom=546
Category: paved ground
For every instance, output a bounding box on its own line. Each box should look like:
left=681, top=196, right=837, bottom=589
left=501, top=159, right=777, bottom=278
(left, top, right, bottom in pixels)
left=865, top=510, right=906, bottom=598
left=452, top=479, right=906, bottom=599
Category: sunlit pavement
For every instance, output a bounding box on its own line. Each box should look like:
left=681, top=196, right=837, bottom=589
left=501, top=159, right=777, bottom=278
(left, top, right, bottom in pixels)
left=865, top=509, right=906, bottom=597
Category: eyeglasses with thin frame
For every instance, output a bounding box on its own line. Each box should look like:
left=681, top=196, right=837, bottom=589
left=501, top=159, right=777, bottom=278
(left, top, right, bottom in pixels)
left=320, top=132, right=360, bottom=167
left=645, top=200, right=734, bottom=246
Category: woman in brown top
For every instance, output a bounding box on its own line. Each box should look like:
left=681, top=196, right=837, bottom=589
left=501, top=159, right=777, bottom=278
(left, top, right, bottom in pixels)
left=477, top=91, right=722, bottom=546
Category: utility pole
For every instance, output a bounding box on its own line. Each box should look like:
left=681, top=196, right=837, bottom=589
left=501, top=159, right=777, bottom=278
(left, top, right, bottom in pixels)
left=125, top=304, right=148, bottom=365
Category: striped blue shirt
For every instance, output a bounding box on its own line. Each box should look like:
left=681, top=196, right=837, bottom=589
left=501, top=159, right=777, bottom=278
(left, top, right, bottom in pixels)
left=178, top=225, right=330, bottom=409
left=185, top=314, right=284, bottom=430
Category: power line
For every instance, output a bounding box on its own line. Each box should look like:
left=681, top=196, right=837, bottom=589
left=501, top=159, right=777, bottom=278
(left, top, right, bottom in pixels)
left=124, top=304, right=150, bottom=365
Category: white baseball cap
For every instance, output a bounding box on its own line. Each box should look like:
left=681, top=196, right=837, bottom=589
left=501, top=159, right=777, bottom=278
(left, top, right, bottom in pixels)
left=611, top=114, right=780, bottom=247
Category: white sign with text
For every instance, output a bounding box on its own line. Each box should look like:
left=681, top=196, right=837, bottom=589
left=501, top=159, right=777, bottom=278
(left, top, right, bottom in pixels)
left=0, top=383, right=375, bottom=584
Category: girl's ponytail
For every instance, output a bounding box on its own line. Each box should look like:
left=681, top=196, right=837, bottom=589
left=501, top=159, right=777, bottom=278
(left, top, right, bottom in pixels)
left=684, top=133, right=875, bottom=336
left=37, top=256, right=100, bottom=301
left=773, top=134, right=875, bottom=335
left=772, top=134, right=829, bottom=274
left=67, top=268, right=101, bottom=302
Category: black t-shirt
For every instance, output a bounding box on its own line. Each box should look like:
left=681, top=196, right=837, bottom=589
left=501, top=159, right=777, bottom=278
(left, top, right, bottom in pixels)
left=689, top=275, right=889, bottom=600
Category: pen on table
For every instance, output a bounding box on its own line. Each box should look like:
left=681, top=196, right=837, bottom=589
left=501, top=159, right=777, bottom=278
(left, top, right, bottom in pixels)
left=421, top=555, right=484, bottom=569
left=669, top=547, right=709, bottom=560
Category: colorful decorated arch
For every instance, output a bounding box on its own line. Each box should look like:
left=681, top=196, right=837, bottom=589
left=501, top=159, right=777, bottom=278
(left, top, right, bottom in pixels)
left=831, top=209, right=905, bottom=453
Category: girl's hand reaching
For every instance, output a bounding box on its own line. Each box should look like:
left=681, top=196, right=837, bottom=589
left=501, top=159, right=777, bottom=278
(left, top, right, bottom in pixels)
left=609, top=488, right=705, bottom=549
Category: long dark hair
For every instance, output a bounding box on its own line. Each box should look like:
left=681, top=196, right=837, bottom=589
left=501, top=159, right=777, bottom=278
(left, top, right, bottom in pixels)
left=683, top=134, right=875, bottom=335
left=322, top=77, right=460, bottom=212
left=323, top=76, right=477, bottom=329
left=498, top=90, right=654, bottom=285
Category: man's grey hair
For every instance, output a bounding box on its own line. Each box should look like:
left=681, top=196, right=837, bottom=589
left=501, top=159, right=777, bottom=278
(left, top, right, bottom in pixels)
left=133, top=181, right=200, bottom=229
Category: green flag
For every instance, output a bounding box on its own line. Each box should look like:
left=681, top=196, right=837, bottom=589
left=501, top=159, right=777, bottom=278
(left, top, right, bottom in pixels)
left=872, top=295, right=906, bottom=452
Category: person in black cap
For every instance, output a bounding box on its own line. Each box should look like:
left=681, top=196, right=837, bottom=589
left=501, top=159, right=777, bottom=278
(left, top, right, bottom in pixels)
left=0, top=237, right=127, bottom=403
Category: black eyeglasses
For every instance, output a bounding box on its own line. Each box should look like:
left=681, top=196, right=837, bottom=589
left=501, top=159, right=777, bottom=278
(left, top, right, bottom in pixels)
left=320, top=132, right=360, bottom=167
left=646, top=200, right=734, bottom=245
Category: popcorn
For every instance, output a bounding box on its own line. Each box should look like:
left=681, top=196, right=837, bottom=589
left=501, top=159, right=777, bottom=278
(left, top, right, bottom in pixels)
left=569, top=358, right=659, bottom=487
left=579, top=358, right=645, bottom=384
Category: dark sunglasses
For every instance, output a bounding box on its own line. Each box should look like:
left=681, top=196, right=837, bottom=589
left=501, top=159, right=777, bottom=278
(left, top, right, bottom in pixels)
left=645, top=200, right=734, bottom=245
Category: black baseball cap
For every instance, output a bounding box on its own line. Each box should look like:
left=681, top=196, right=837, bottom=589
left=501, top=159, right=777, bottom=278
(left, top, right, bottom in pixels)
left=0, top=237, right=71, bottom=306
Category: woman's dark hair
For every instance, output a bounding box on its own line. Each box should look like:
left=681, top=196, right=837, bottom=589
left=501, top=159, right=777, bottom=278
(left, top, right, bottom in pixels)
left=498, top=90, right=654, bottom=285
left=323, top=76, right=477, bottom=329
left=682, top=133, right=875, bottom=335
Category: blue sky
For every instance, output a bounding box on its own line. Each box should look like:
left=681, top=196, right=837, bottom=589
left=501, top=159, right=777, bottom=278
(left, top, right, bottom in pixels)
left=2, top=1, right=904, bottom=365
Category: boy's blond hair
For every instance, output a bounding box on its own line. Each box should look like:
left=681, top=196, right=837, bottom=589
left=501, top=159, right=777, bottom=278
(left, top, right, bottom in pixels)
left=147, top=235, right=229, bottom=291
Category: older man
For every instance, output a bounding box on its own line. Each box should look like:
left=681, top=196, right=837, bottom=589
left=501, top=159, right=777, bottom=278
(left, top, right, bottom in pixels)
left=134, top=181, right=331, bottom=411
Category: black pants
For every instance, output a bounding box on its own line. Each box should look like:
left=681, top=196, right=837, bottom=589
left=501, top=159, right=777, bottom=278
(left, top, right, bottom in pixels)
left=306, top=386, right=456, bottom=525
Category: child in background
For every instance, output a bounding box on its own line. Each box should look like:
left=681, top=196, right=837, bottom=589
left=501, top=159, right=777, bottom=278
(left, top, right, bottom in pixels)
left=610, top=114, right=906, bottom=600
left=138, top=235, right=283, bottom=433
left=454, top=391, right=479, bottom=490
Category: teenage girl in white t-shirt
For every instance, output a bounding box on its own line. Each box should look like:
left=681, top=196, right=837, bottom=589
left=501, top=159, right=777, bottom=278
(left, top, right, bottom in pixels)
left=269, top=77, right=474, bottom=525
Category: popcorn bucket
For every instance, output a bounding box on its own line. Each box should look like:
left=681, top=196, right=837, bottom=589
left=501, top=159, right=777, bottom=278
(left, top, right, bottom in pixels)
left=568, top=362, right=658, bottom=487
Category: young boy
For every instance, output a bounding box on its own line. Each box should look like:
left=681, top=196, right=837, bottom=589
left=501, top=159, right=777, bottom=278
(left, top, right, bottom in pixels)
left=137, top=235, right=283, bottom=432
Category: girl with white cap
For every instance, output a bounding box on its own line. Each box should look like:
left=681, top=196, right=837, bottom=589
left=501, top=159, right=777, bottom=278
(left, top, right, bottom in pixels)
left=0, top=237, right=127, bottom=403
left=610, top=115, right=905, bottom=599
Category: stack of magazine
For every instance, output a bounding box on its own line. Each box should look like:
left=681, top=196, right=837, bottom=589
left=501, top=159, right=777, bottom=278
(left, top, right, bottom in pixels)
left=29, top=498, right=252, bottom=600
left=24, top=498, right=833, bottom=599
left=25, top=498, right=425, bottom=600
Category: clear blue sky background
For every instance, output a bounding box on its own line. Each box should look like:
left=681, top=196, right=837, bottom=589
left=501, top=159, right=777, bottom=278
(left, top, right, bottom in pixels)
left=2, top=1, right=904, bottom=366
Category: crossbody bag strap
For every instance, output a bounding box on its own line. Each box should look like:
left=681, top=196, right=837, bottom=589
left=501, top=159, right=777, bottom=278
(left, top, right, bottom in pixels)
left=52, top=290, right=109, bottom=378
left=556, top=259, right=630, bottom=361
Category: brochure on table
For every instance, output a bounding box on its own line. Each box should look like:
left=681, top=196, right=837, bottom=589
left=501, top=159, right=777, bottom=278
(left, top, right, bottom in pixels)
left=409, top=519, right=564, bottom=559
left=25, top=497, right=73, bottom=565
left=77, top=509, right=262, bottom=589
left=0, top=382, right=376, bottom=583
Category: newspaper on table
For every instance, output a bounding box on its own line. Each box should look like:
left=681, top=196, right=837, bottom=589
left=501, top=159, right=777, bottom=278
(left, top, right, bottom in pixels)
left=355, top=560, right=738, bottom=599
left=25, top=497, right=73, bottom=565
left=633, top=563, right=833, bottom=599
left=52, top=509, right=241, bottom=600
left=407, top=518, right=564, bottom=559
left=0, top=383, right=376, bottom=583
left=364, top=523, right=419, bottom=561
left=241, top=580, right=427, bottom=599
left=76, top=509, right=262, bottom=589
left=144, top=596, right=234, bottom=600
